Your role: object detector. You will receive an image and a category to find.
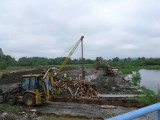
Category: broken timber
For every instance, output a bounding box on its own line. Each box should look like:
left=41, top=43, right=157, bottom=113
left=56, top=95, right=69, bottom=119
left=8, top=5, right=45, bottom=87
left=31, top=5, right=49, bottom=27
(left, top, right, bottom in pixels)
left=52, top=80, right=98, bottom=98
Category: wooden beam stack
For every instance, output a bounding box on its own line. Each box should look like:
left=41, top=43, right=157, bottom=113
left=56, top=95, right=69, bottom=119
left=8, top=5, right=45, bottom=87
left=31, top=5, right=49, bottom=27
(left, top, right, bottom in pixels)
left=52, top=80, right=98, bottom=98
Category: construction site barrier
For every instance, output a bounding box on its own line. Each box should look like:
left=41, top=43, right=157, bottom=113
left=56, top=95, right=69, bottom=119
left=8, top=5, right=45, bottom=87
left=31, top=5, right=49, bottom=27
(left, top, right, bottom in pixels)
left=106, top=102, right=160, bottom=120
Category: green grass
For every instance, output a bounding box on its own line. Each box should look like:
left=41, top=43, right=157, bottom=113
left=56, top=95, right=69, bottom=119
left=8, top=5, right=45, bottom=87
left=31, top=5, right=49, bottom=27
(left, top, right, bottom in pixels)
left=0, top=103, right=19, bottom=114
left=119, top=65, right=160, bottom=104
left=120, top=65, right=160, bottom=75
left=129, top=73, right=141, bottom=86
left=136, top=86, right=160, bottom=104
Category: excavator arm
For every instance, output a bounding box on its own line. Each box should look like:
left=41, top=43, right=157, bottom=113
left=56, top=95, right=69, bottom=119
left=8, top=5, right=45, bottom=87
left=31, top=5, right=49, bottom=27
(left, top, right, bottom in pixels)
left=42, top=36, right=84, bottom=100
left=42, top=68, right=54, bottom=100
left=56, top=36, right=84, bottom=76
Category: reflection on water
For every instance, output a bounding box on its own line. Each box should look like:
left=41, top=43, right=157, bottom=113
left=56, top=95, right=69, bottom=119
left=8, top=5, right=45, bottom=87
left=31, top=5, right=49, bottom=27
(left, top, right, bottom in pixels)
left=139, top=69, right=160, bottom=94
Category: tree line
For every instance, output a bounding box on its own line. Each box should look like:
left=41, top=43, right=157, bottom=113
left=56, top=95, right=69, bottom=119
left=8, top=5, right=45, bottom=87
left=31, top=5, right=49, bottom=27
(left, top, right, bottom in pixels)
left=18, top=57, right=94, bottom=66
left=109, top=57, right=160, bottom=74
left=0, top=53, right=94, bottom=69
left=110, top=57, right=160, bottom=66
left=1, top=48, right=160, bottom=70
left=0, top=54, right=16, bottom=69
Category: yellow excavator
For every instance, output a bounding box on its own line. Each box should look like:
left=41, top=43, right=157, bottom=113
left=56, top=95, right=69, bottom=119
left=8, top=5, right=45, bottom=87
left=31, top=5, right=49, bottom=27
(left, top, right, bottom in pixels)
left=94, top=57, right=118, bottom=75
left=5, top=36, right=84, bottom=106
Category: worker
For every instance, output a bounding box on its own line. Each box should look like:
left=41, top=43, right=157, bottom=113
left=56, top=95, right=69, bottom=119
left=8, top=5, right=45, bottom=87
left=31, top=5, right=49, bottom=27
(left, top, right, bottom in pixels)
left=69, top=77, right=72, bottom=81
left=63, top=73, right=67, bottom=80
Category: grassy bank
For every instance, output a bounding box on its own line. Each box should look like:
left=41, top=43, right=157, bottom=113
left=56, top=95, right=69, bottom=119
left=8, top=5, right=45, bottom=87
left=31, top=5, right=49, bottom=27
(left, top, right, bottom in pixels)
left=128, top=71, right=160, bottom=104
left=136, top=87, right=160, bottom=104
left=0, top=103, right=19, bottom=114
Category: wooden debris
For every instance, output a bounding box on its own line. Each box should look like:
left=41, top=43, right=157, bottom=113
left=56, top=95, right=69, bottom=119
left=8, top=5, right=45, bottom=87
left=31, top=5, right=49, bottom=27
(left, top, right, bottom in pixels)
left=52, top=80, right=98, bottom=98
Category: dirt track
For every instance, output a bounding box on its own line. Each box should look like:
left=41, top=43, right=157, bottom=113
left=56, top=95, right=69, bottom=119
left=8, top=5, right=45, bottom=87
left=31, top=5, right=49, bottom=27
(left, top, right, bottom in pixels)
left=30, top=101, right=135, bottom=119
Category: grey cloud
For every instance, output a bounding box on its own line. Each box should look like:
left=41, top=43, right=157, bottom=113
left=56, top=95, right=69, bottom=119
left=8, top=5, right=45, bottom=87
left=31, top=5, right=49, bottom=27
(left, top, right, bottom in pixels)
left=0, top=0, right=160, bottom=60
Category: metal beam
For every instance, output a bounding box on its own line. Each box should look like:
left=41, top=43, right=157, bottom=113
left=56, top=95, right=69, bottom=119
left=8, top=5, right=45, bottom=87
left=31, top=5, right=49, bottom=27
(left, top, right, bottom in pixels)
left=56, top=36, right=84, bottom=76
left=81, top=37, right=84, bottom=79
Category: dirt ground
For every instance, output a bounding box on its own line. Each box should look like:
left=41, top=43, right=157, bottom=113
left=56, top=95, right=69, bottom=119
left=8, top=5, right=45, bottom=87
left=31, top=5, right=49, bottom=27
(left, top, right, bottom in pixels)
left=59, top=67, right=142, bottom=95
left=0, top=67, right=141, bottom=95
left=0, top=69, right=43, bottom=85
left=0, top=108, right=38, bottom=120
left=0, top=101, right=155, bottom=120
left=92, top=70, right=141, bottom=94
left=33, top=101, right=156, bottom=120
left=57, top=67, right=142, bottom=95
left=0, top=67, right=150, bottom=119
left=28, top=101, right=135, bottom=119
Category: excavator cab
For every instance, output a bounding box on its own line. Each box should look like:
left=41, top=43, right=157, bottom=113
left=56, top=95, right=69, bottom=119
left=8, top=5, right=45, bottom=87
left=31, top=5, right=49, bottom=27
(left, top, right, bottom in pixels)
left=15, top=69, right=54, bottom=106
left=6, top=74, right=47, bottom=106
left=19, top=74, right=46, bottom=106
left=21, top=75, right=44, bottom=93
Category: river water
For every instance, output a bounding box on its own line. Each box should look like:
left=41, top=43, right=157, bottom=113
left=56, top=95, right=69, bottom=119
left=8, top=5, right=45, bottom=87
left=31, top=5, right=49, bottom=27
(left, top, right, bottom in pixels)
left=125, top=69, right=160, bottom=94
left=139, top=69, right=160, bottom=94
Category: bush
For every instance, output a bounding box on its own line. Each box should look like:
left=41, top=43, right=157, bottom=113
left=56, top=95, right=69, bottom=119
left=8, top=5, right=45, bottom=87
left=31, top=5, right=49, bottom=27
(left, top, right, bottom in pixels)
left=0, top=61, right=8, bottom=69
left=136, top=86, right=160, bottom=104
left=129, top=72, right=141, bottom=86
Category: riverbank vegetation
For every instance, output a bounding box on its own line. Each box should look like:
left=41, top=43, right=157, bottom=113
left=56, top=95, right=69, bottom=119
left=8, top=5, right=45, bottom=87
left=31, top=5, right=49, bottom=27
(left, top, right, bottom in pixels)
left=128, top=72, right=160, bottom=104
left=129, top=72, right=141, bottom=86
left=137, top=86, right=160, bottom=104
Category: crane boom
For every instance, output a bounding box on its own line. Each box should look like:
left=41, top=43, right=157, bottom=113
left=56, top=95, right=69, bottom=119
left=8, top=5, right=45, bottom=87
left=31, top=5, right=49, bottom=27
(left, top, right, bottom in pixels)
left=56, top=36, right=84, bottom=76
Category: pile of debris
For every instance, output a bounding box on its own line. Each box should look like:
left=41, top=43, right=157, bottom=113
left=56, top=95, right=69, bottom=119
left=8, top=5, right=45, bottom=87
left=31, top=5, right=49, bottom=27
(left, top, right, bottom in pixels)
left=52, top=80, right=98, bottom=98
left=92, top=70, right=142, bottom=94
left=0, top=69, right=43, bottom=84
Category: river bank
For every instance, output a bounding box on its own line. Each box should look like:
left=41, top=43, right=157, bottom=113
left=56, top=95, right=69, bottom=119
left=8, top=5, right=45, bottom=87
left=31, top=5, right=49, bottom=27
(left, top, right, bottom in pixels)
left=125, top=69, right=160, bottom=104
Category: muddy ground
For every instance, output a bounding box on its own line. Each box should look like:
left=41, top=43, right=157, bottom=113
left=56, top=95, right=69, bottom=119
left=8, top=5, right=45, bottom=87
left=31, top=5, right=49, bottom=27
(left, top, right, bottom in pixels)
left=0, top=101, right=156, bottom=120
left=0, top=67, right=141, bottom=95
left=0, top=69, right=43, bottom=85
left=92, top=70, right=141, bottom=94
left=27, top=101, right=134, bottom=119
left=58, top=68, right=141, bottom=95
left=0, top=108, right=38, bottom=120
left=0, top=67, right=154, bottom=119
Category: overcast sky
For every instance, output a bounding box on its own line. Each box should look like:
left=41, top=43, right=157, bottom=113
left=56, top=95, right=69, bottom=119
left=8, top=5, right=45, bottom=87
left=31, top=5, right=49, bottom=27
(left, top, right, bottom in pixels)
left=0, top=0, right=160, bottom=60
